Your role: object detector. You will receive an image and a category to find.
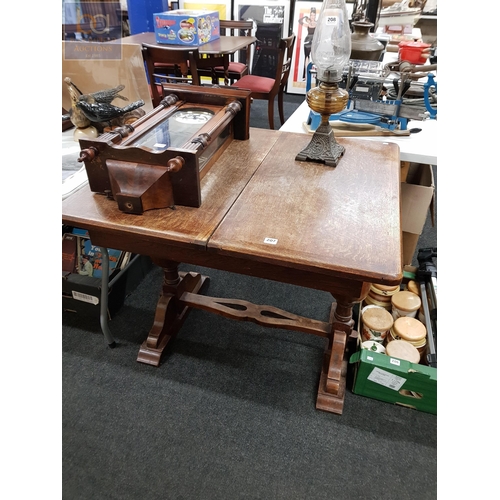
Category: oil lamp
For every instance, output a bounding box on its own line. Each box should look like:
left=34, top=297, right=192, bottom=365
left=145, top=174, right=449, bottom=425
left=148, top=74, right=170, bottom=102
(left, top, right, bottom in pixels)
left=296, top=0, right=352, bottom=167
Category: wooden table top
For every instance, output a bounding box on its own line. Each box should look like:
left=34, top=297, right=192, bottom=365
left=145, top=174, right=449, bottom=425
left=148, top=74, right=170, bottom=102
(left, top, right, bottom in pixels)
left=62, top=128, right=402, bottom=287
left=119, top=32, right=256, bottom=55
left=209, top=132, right=402, bottom=285
left=62, top=128, right=279, bottom=250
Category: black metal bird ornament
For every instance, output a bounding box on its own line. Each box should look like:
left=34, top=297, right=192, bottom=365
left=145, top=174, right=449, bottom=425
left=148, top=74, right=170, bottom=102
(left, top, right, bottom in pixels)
left=76, top=99, right=146, bottom=123
left=78, top=84, right=129, bottom=105
left=63, top=77, right=146, bottom=130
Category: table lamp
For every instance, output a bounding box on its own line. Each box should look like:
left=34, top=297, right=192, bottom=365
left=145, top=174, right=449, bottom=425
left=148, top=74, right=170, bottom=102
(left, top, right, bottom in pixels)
left=296, top=0, right=351, bottom=167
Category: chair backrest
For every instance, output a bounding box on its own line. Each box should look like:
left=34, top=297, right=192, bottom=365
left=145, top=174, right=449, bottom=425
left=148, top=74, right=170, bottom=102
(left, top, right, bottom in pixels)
left=275, top=34, right=296, bottom=93
left=219, top=19, right=254, bottom=65
left=142, top=43, right=201, bottom=106
left=219, top=19, right=254, bottom=37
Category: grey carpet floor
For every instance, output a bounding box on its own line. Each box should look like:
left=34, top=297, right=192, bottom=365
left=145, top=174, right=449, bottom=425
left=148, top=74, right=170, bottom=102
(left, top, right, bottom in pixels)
left=63, top=263, right=437, bottom=500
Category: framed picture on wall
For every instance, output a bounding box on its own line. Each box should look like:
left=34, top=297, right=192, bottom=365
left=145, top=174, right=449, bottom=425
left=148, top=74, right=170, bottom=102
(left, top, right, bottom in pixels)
left=179, top=0, right=232, bottom=19
left=287, top=0, right=322, bottom=95
left=233, top=0, right=291, bottom=38
left=234, top=0, right=291, bottom=75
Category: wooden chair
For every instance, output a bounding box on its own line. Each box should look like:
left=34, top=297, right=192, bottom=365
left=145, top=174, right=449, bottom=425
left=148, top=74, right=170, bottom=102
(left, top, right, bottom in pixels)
left=197, top=19, right=254, bottom=85
left=142, top=43, right=201, bottom=107
left=231, top=34, right=295, bottom=130
left=189, top=52, right=229, bottom=86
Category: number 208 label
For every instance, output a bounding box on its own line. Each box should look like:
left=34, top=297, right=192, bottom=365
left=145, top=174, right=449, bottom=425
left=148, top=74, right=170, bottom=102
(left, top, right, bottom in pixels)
left=326, top=16, right=339, bottom=25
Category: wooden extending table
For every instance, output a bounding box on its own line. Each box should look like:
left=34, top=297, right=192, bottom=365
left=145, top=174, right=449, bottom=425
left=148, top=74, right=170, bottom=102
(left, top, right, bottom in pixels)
left=118, top=32, right=257, bottom=85
left=62, top=128, right=402, bottom=414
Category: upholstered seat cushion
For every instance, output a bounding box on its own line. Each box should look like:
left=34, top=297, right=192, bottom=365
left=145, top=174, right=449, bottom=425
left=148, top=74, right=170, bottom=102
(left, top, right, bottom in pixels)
left=206, top=61, right=248, bottom=79
left=232, top=75, right=275, bottom=93
left=230, top=61, right=247, bottom=73
left=220, top=61, right=247, bottom=73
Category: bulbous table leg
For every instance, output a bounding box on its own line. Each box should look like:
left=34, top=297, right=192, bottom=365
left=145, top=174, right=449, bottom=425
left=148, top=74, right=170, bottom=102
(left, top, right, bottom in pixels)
left=316, top=285, right=370, bottom=414
left=136, top=260, right=209, bottom=366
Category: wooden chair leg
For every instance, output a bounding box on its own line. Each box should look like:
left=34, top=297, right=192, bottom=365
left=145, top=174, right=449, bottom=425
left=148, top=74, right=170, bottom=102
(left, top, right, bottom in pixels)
left=267, top=99, right=275, bottom=130
left=278, top=92, right=285, bottom=126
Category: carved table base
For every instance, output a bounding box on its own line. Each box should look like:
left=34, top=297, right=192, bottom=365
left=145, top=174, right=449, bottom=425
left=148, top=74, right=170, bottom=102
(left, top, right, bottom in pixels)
left=137, top=267, right=209, bottom=366
left=138, top=264, right=361, bottom=415
left=316, top=304, right=358, bottom=414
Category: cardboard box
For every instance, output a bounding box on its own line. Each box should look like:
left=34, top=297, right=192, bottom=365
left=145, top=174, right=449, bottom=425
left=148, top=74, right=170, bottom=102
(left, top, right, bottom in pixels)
left=153, top=9, right=220, bottom=46
left=349, top=309, right=437, bottom=415
left=401, top=163, right=435, bottom=265
left=62, top=254, right=152, bottom=319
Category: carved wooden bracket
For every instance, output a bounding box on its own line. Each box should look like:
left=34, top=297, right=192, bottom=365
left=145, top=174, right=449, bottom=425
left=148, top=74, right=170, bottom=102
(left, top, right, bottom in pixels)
left=107, top=157, right=184, bottom=214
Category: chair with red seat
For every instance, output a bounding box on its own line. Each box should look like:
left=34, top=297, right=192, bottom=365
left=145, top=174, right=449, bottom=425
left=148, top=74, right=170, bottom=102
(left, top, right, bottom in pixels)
left=231, top=34, right=295, bottom=130
left=197, top=19, right=254, bottom=85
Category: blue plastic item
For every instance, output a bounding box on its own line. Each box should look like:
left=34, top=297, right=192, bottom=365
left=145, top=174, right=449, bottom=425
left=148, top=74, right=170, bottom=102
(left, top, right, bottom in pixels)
left=128, top=0, right=169, bottom=34
left=423, top=73, right=437, bottom=119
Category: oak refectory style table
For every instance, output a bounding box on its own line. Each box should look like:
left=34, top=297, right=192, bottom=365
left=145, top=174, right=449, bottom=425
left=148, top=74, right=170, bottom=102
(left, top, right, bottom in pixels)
left=62, top=128, right=402, bottom=414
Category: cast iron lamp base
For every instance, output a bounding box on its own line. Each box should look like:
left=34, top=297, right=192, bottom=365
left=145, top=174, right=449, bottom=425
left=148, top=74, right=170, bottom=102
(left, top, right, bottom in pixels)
left=295, top=81, right=349, bottom=167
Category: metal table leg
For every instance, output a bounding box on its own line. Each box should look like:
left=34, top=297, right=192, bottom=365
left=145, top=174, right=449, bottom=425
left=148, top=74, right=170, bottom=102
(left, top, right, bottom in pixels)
left=100, top=247, right=117, bottom=348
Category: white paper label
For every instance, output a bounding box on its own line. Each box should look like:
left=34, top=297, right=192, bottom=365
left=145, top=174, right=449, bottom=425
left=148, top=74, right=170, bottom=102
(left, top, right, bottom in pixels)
left=264, top=238, right=278, bottom=245
left=367, top=367, right=406, bottom=391
left=326, top=15, right=340, bottom=25
left=72, top=290, right=99, bottom=305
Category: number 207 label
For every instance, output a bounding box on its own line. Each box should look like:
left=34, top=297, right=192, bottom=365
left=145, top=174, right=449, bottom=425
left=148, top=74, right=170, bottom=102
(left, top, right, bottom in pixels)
left=264, top=238, right=278, bottom=245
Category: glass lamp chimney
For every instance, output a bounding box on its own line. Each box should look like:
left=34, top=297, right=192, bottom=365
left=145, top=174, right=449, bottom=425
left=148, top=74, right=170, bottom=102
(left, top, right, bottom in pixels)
left=311, top=0, right=351, bottom=83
